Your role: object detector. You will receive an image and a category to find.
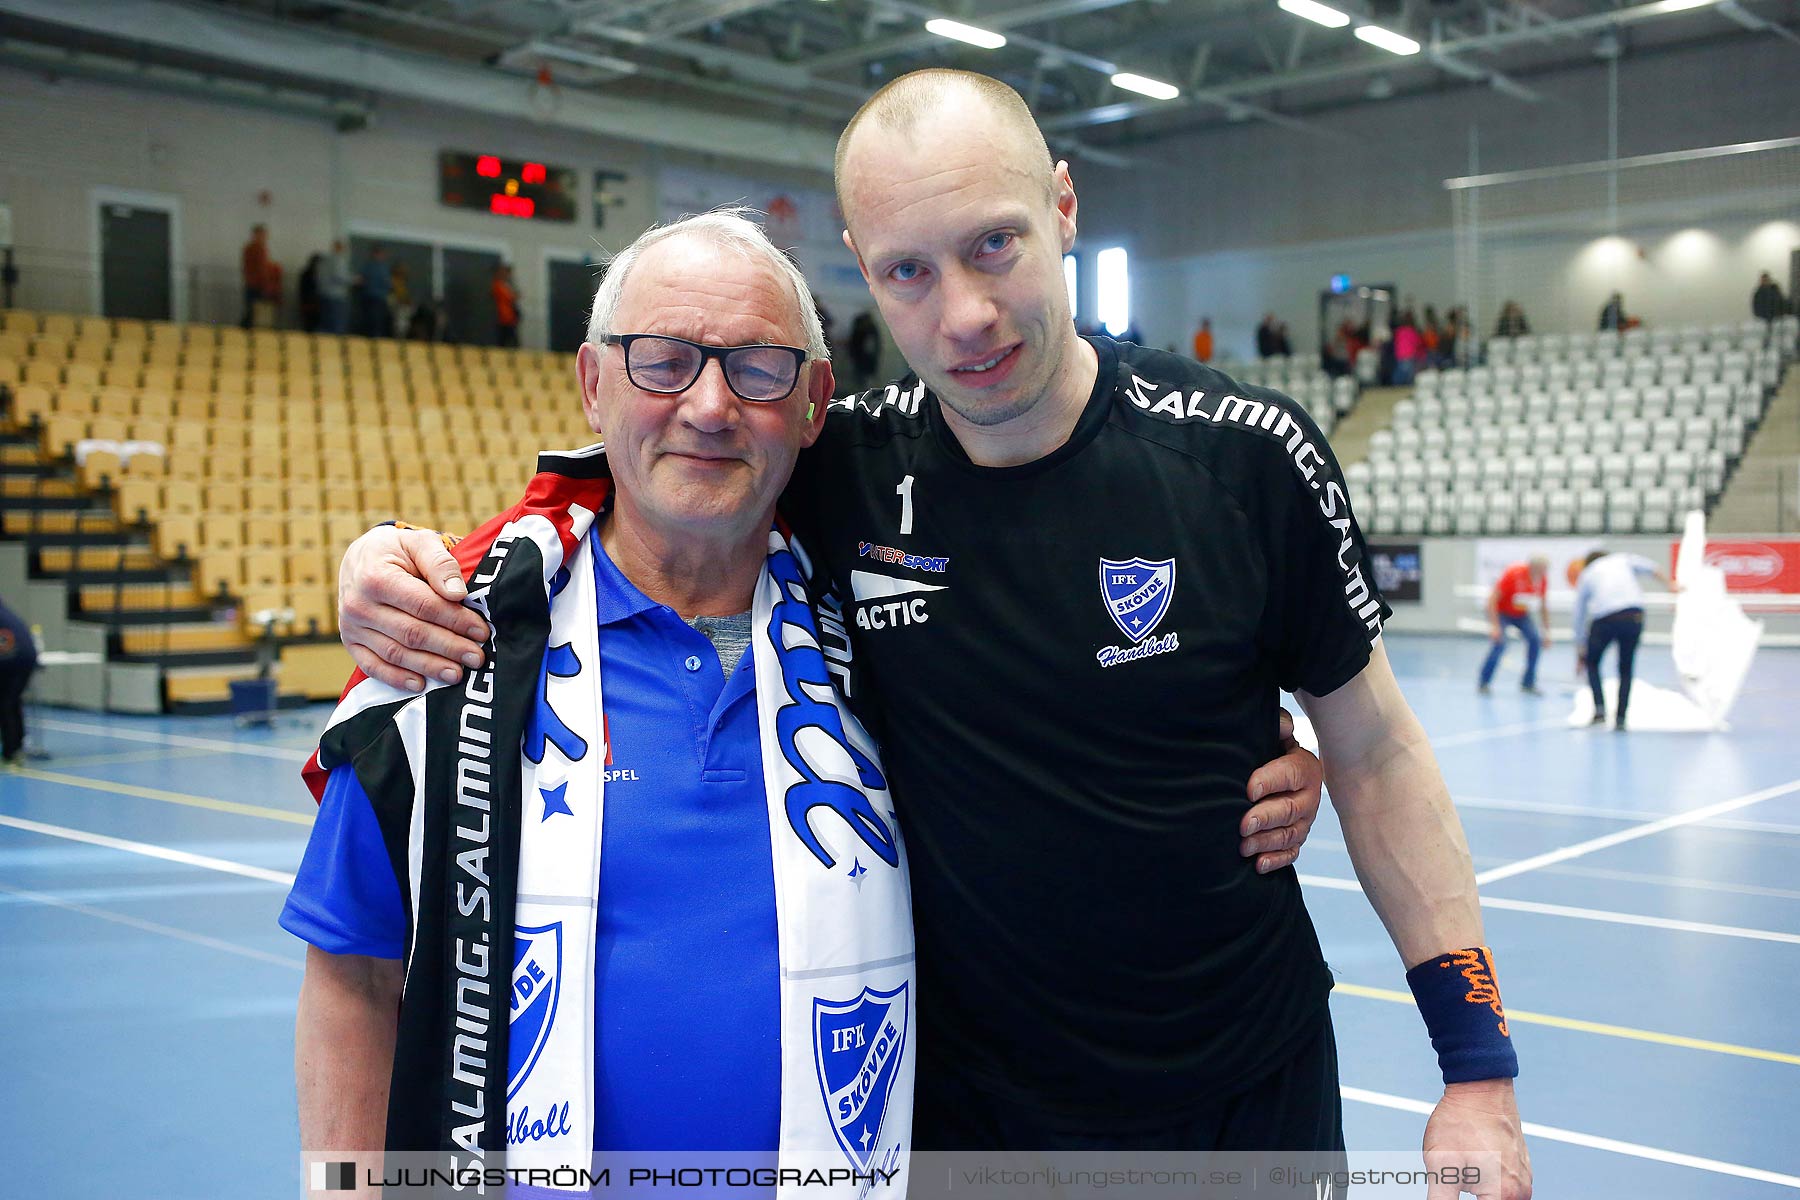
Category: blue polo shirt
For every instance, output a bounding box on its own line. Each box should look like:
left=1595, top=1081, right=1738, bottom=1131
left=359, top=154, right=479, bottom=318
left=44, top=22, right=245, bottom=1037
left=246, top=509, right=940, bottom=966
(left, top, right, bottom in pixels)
left=280, top=527, right=781, bottom=1150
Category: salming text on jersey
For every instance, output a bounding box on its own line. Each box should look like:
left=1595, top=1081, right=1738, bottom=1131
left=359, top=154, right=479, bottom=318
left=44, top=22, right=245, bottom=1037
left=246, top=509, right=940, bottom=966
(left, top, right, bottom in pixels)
left=1124, top=371, right=1383, bottom=638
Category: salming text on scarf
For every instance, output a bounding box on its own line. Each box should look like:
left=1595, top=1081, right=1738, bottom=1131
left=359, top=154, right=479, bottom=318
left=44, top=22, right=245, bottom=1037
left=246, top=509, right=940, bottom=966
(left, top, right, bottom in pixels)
left=302, top=446, right=915, bottom=1196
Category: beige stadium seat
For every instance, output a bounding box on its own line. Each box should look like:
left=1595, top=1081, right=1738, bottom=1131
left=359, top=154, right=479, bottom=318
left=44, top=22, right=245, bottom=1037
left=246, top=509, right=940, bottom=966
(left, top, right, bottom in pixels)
left=171, top=394, right=212, bottom=422
left=202, top=514, right=245, bottom=552
left=244, top=514, right=285, bottom=548
left=242, top=481, right=282, bottom=512
left=113, top=480, right=161, bottom=524
left=287, top=515, right=326, bottom=551
left=196, top=551, right=243, bottom=597
left=154, top=513, right=201, bottom=560
left=22, top=360, right=63, bottom=388
left=324, top=513, right=365, bottom=551
left=244, top=452, right=284, bottom=482
left=10, top=384, right=55, bottom=427
left=136, top=391, right=176, bottom=420
left=123, top=448, right=169, bottom=477
left=78, top=451, right=122, bottom=490
left=242, top=549, right=287, bottom=590
left=286, top=547, right=329, bottom=587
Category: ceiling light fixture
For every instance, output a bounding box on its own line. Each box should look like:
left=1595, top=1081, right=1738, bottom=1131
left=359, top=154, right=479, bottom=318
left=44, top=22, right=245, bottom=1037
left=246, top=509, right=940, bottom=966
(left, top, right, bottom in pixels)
left=1355, top=24, right=1422, bottom=55
left=924, top=18, right=1007, bottom=49
left=1278, top=0, right=1352, bottom=29
left=1110, top=72, right=1180, bottom=100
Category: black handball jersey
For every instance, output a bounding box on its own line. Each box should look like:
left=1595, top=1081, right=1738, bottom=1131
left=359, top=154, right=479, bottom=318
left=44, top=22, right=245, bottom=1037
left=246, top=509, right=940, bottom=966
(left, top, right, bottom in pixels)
left=783, top=335, right=1391, bottom=1128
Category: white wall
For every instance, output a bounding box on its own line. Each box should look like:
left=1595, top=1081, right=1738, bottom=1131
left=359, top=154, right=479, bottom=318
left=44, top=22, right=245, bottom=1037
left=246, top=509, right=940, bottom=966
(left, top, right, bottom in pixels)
left=0, top=64, right=861, bottom=350
left=1076, top=35, right=1800, bottom=359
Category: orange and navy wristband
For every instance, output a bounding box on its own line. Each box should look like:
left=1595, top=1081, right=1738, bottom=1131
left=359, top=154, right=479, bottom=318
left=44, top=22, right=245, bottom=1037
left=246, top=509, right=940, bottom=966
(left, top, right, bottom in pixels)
left=374, top=519, right=462, bottom=552
left=1405, top=945, right=1519, bottom=1084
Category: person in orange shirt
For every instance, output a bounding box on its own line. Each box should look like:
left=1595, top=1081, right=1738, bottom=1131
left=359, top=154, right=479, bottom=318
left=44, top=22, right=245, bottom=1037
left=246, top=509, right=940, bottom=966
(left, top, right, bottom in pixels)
left=492, top=262, right=520, bottom=348
left=241, top=224, right=271, bottom=330
left=1479, top=556, right=1551, bottom=694
left=1192, top=316, right=1213, bottom=363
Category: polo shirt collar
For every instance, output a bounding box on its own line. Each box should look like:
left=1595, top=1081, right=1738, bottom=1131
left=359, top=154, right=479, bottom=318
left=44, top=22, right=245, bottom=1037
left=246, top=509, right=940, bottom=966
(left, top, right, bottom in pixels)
left=588, top=522, right=664, bottom=627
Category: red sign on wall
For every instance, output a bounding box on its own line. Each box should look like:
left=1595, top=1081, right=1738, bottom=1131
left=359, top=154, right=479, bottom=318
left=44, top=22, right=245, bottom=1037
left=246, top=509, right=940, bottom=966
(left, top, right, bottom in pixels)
left=1672, top=539, right=1800, bottom=593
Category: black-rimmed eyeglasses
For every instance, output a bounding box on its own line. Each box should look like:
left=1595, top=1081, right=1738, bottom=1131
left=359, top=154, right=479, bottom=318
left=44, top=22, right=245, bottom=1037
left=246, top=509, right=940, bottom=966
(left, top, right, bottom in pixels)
left=600, top=333, right=810, bottom=403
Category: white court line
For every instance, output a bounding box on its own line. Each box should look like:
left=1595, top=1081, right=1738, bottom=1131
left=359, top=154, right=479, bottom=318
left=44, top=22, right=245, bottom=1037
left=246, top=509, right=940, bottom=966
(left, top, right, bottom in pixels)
left=0, top=814, right=297, bottom=886
left=1303, top=837, right=1800, bottom=903
left=1341, top=1086, right=1800, bottom=1189
left=1474, top=778, right=1800, bottom=885
left=1429, top=717, right=1571, bottom=749
left=1299, top=874, right=1800, bottom=946
left=0, top=882, right=303, bottom=971
left=1454, top=793, right=1800, bottom=838
left=30, top=717, right=315, bottom=762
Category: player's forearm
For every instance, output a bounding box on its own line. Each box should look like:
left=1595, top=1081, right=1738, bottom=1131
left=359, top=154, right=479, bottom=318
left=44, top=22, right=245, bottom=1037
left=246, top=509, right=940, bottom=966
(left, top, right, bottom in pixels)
left=296, top=946, right=402, bottom=1150
left=1328, top=720, right=1484, bottom=968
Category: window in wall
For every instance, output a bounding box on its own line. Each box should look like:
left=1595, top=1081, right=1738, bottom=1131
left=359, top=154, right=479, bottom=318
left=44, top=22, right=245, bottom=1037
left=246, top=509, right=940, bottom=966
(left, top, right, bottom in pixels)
left=1063, top=253, right=1079, bottom=321
left=1097, top=246, right=1129, bottom=336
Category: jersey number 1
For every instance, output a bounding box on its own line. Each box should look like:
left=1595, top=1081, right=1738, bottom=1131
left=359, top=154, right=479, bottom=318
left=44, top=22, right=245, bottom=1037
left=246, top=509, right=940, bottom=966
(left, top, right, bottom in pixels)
left=896, top=474, right=915, bottom=535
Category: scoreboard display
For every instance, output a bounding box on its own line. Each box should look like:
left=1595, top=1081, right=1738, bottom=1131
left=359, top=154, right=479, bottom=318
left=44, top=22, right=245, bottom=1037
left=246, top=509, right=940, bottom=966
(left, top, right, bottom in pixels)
left=439, top=151, right=577, bottom=222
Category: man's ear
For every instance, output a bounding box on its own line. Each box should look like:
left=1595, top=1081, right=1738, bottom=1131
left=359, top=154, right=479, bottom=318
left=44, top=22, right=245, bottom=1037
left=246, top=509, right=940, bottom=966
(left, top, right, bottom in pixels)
left=842, top=228, right=872, bottom=285
left=577, top=342, right=606, bottom=437
left=1053, top=160, right=1078, bottom=254
left=800, top=359, right=834, bottom=448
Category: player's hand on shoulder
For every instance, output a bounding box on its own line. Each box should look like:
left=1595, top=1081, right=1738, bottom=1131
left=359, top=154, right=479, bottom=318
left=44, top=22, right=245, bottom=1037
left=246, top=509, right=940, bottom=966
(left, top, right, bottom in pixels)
left=1422, top=1078, right=1531, bottom=1199
left=1239, top=707, right=1322, bottom=874
left=338, top=525, right=489, bottom=692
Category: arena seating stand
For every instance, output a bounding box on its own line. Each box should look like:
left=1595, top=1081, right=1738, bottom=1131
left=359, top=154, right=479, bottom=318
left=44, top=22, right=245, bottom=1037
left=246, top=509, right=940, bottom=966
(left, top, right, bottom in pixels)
left=1350, top=317, right=1797, bottom=538
left=0, top=309, right=591, bottom=712
left=1216, top=355, right=1357, bottom=435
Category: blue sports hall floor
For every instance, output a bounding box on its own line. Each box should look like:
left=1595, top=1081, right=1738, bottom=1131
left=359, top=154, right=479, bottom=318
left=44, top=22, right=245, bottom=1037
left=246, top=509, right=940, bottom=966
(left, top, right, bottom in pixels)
left=2, top=632, right=1797, bottom=1198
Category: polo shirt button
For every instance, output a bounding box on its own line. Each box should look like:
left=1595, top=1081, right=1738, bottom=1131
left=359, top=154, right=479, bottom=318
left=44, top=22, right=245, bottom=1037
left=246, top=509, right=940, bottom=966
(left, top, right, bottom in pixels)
left=684, top=655, right=702, bottom=672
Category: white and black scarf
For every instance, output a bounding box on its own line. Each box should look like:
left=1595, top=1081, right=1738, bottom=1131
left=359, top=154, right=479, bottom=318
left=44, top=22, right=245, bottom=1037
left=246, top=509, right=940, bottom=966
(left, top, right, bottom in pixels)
left=304, top=446, right=915, bottom=1196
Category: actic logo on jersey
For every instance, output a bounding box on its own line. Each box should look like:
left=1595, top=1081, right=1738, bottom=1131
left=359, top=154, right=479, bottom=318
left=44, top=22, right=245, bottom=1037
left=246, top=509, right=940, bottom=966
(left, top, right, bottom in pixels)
left=1096, top=557, right=1181, bottom=668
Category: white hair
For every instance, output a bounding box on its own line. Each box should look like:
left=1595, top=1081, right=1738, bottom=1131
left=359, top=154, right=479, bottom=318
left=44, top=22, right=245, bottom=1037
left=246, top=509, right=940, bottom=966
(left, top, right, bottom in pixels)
left=584, top=207, right=828, bottom=360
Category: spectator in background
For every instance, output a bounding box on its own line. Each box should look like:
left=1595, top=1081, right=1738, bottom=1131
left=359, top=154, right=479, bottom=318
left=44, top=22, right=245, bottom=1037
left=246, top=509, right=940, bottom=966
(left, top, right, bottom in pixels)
left=359, top=245, right=393, bottom=338
left=1753, top=272, right=1788, bottom=322
left=1598, top=292, right=1627, bottom=332
left=390, top=263, right=416, bottom=344
left=1479, top=557, right=1550, bottom=696
left=299, top=254, right=322, bottom=334
left=1421, top=305, right=1443, bottom=364
left=0, top=596, right=38, bottom=765
left=1192, top=317, right=1214, bottom=363
left=1574, top=550, right=1676, bottom=731
left=1274, top=320, right=1292, bottom=357
left=1495, top=301, right=1530, bottom=339
left=1390, top=310, right=1423, bottom=386
left=847, top=310, right=882, bottom=391
left=318, top=240, right=350, bottom=335
left=1255, top=313, right=1279, bottom=358
left=491, top=263, right=520, bottom=348
left=1441, top=307, right=1467, bottom=366
left=240, top=224, right=271, bottom=330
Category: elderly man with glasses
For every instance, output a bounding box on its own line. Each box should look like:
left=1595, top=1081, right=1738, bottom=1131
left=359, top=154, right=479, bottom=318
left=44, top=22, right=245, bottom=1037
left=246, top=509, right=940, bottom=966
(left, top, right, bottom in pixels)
left=284, top=211, right=922, bottom=1185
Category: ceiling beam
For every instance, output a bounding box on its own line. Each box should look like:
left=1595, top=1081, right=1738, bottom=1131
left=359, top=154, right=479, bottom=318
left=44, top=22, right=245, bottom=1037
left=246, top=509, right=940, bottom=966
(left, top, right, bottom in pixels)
left=805, top=0, right=1145, bottom=72
left=1042, top=0, right=1735, bottom=134
left=0, top=0, right=840, bottom=170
